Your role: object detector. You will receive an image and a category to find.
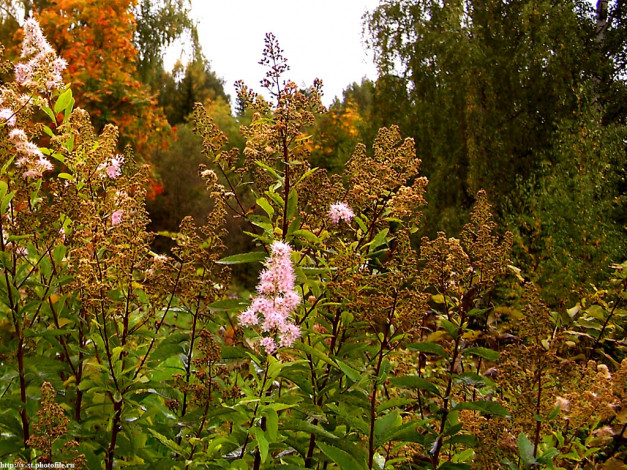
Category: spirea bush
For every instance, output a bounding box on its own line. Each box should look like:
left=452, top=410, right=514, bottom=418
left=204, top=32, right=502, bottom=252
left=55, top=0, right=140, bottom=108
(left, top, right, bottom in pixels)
left=0, top=23, right=625, bottom=470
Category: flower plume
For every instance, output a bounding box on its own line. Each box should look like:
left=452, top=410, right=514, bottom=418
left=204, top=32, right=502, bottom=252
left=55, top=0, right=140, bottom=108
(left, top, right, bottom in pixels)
left=239, top=241, right=301, bottom=353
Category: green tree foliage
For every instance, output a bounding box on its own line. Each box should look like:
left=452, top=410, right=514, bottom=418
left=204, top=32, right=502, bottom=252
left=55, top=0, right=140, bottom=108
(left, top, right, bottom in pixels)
left=364, top=0, right=627, bottom=304
left=157, top=56, right=229, bottom=126
left=132, top=0, right=197, bottom=86
left=365, top=0, right=626, bottom=233
left=506, top=96, right=627, bottom=306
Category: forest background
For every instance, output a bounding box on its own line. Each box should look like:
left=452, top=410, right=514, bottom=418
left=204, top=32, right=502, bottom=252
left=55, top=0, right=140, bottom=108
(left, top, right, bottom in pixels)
left=0, top=0, right=625, bottom=468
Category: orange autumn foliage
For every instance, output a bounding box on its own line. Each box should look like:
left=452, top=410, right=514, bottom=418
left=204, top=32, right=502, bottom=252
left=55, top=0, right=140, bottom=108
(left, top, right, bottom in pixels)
left=35, top=0, right=171, bottom=159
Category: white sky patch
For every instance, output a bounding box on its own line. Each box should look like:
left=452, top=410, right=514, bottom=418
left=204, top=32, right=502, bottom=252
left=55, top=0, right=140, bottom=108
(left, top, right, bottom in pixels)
left=166, top=0, right=380, bottom=107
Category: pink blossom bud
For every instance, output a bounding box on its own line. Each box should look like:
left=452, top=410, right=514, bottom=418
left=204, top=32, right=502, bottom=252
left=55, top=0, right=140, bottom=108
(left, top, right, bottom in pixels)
left=111, top=210, right=124, bottom=226
left=329, top=202, right=355, bottom=224
left=259, top=337, right=277, bottom=354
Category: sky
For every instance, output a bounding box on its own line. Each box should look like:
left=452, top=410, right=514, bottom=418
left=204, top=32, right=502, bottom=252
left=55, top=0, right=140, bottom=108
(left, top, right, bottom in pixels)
left=186, top=0, right=381, bottom=107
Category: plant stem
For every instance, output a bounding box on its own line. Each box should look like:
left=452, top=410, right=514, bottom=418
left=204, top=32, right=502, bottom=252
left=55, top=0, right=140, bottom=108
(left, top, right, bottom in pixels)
left=106, top=399, right=123, bottom=470
left=533, top=366, right=543, bottom=457
left=368, top=291, right=397, bottom=469
left=431, top=311, right=465, bottom=468
left=239, top=361, right=271, bottom=460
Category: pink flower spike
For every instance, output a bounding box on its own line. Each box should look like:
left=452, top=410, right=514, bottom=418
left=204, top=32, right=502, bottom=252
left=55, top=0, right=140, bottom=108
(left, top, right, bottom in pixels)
left=9, top=129, right=27, bottom=142
left=279, top=323, right=301, bottom=348
left=239, top=308, right=259, bottom=327
left=259, top=337, right=277, bottom=354
left=329, top=202, right=355, bottom=224
left=0, top=108, right=16, bottom=127
left=111, top=210, right=124, bottom=226
left=22, top=169, right=40, bottom=179
left=271, top=240, right=292, bottom=258
left=261, top=308, right=287, bottom=332
left=14, top=63, right=31, bottom=85
left=22, top=18, right=53, bottom=57
left=105, top=155, right=124, bottom=179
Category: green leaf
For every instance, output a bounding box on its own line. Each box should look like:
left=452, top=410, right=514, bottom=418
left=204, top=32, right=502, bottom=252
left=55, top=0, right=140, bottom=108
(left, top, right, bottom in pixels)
left=287, top=188, right=298, bottom=220
left=252, top=427, right=269, bottom=462
left=293, top=342, right=336, bottom=368
left=317, top=442, right=366, bottom=470
left=282, top=420, right=338, bottom=441
left=388, top=375, right=440, bottom=396
left=1, top=190, right=15, bottom=216
left=256, top=161, right=283, bottom=182
left=376, top=398, right=415, bottom=413
left=62, top=134, right=74, bottom=151
left=462, top=347, right=499, bottom=362
left=208, top=298, right=249, bottom=312
left=54, top=88, right=73, bottom=115
left=52, top=245, right=66, bottom=266
left=354, top=215, right=368, bottom=232
left=249, top=215, right=274, bottom=233
left=217, top=251, right=267, bottom=265
left=263, top=408, right=279, bottom=442
left=439, top=463, right=471, bottom=470
left=455, top=372, right=493, bottom=388
left=440, top=318, right=458, bottom=338
left=374, top=410, right=402, bottom=448
left=407, top=342, right=449, bottom=359
left=335, top=359, right=361, bottom=383
left=57, top=173, right=73, bottom=181
left=257, top=197, right=274, bottom=217
left=148, top=429, right=185, bottom=454
left=517, top=432, right=537, bottom=467
left=41, top=105, right=56, bottom=123
left=537, top=447, right=560, bottom=465
left=454, top=400, right=510, bottom=417
left=265, top=190, right=284, bottom=208
left=369, top=228, right=389, bottom=253
left=295, top=166, right=318, bottom=186
left=291, top=229, right=319, bottom=244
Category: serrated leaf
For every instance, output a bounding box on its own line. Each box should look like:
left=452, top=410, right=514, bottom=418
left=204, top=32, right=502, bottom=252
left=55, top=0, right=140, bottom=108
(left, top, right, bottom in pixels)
left=217, top=251, right=267, bottom=265
left=374, top=410, right=402, bottom=448
left=256, top=197, right=274, bottom=217
left=388, top=375, right=440, bottom=395
left=517, top=432, right=537, bottom=466
left=287, top=188, right=298, bottom=220
left=462, top=347, right=499, bottom=361
left=335, top=359, right=361, bottom=383
left=317, top=442, right=366, bottom=470
left=282, top=420, right=338, bottom=440
left=407, top=342, right=449, bottom=358
left=208, top=298, right=249, bottom=312
left=454, top=400, right=510, bottom=417
left=252, top=427, right=269, bottom=462
left=54, top=88, right=73, bottom=114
